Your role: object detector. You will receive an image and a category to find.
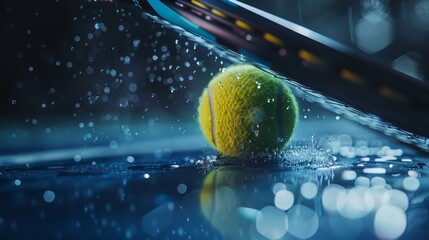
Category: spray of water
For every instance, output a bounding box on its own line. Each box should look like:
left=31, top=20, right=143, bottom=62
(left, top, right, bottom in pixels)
left=280, top=135, right=337, bottom=168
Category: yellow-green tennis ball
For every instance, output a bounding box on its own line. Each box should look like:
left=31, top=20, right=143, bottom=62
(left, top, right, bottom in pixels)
left=198, top=64, right=298, bottom=158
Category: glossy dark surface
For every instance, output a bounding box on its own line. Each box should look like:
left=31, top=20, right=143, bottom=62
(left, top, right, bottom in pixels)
left=1, top=118, right=428, bottom=239
left=1, top=154, right=429, bottom=239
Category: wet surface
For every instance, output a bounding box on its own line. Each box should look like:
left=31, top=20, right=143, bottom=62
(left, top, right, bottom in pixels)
left=0, top=135, right=428, bottom=239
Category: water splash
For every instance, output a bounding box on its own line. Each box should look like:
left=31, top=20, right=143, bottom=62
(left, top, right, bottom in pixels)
left=195, top=136, right=337, bottom=170
left=280, top=135, right=337, bottom=168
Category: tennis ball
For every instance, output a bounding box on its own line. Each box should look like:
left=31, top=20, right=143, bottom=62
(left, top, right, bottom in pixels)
left=200, top=167, right=261, bottom=239
left=200, top=167, right=322, bottom=240
left=198, top=64, right=298, bottom=158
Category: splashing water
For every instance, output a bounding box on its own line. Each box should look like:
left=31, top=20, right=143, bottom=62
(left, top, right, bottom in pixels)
left=280, top=135, right=337, bottom=168
left=195, top=136, right=336, bottom=170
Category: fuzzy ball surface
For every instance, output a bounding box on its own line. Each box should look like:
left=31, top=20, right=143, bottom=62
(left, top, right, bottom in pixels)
left=198, top=64, right=298, bottom=158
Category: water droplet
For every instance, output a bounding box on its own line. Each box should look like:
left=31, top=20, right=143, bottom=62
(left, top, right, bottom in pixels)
left=109, top=140, right=118, bottom=149
left=73, top=154, right=81, bottom=162
left=14, top=179, right=21, bottom=186
left=256, top=206, right=288, bottom=239
left=43, top=190, right=55, bottom=203
left=254, top=129, right=259, bottom=137
left=275, top=190, right=294, bottom=210
left=177, top=183, right=187, bottom=194
left=126, top=156, right=135, bottom=163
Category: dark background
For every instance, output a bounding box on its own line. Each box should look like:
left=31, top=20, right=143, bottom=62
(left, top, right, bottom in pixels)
left=1, top=0, right=213, bottom=118
left=3, top=0, right=429, bottom=119
left=1, top=0, right=233, bottom=153
left=2, top=0, right=428, bottom=154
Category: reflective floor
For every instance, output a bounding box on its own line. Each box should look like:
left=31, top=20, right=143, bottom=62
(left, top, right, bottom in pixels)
left=1, top=120, right=428, bottom=240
